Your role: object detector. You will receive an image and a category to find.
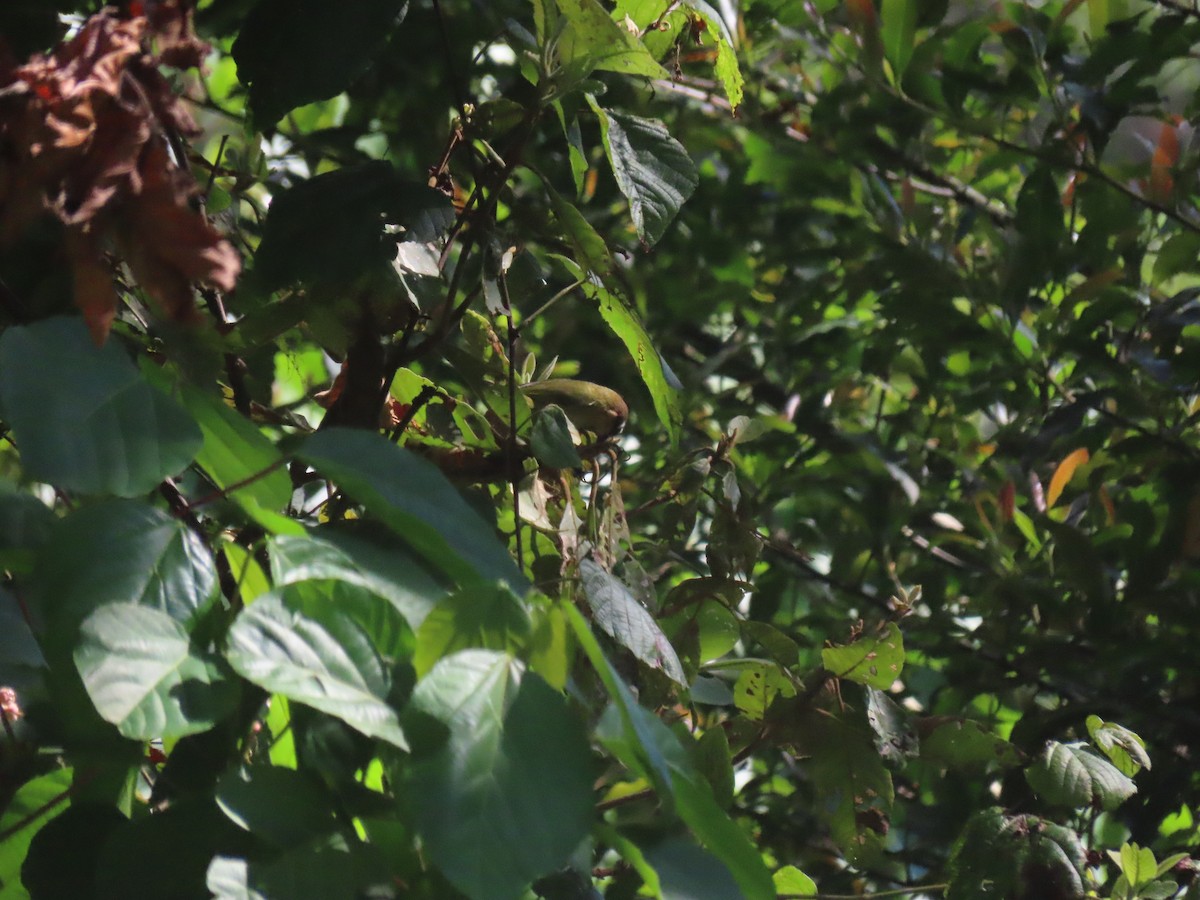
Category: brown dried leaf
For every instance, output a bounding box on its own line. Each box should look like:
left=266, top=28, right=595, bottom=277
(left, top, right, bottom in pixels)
left=115, top=141, right=239, bottom=323
left=0, top=4, right=234, bottom=342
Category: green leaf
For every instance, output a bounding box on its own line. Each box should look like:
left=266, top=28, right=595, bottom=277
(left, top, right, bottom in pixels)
left=298, top=428, right=527, bottom=593
left=773, top=865, right=818, bottom=895
left=0, top=317, right=202, bottom=496
left=252, top=163, right=453, bottom=291
left=822, top=622, right=904, bottom=689
left=918, top=718, right=1020, bottom=769
left=792, top=707, right=893, bottom=865
left=208, top=834, right=391, bottom=900
left=552, top=0, right=667, bottom=84
left=225, top=592, right=408, bottom=748
left=580, top=559, right=686, bottom=686
left=588, top=103, right=698, bottom=247
left=645, top=839, right=743, bottom=900
left=692, top=726, right=735, bottom=809
left=598, top=826, right=663, bottom=899
left=682, top=1, right=745, bottom=109
left=232, top=0, right=409, bottom=126
left=268, top=524, right=448, bottom=629
left=530, top=404, right=584, bottom=469
left=567, top=608, right=773, bottom=900
left=34, top=499, right=218, bottom=648
left=545, top=179, right=613, bottom=278
left=1086, top=714, right=1151, bottom=776
left=732, top=660, right=796, bottom=720
left=865, top=686, right=919, bottom=765
left=413, top=582, right=532, bottom=676
left=0, top=768, right=73, bottom=899
left=176, top=383, right=298, bottom=534
left=1025, top=740, right=1136, bottom=811
left=0, top=485, right=54, bottom=574
left=404, top=650, right=595, bottom=900
left=74, top=603, right=237, bottom=740
left=881, top=0, right=918, bottom=77
left=216, top=766, right=337, bottom=849
left=559, top=257, right=681, bottom=437
left=528, top=602, right=573, bottom=691
left=1118, top=842, right=1159, bottom=889
left=947, top=810, right=1086, bottom=900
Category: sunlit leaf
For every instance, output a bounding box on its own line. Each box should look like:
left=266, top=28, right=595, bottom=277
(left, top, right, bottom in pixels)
left=225, top=592, right=408, bottom=748
left=822, top=622, right=905, bottom=690
left=1046, top=447, right=1090, bottom=509
left=75, top=603, right=237, bottom=740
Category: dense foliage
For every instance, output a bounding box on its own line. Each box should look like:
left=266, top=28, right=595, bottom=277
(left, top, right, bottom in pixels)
left=2, top=0, right=1200, bottom=897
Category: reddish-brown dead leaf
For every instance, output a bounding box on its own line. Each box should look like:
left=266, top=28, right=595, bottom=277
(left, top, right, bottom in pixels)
left=0, top=3, right=239, bottom=342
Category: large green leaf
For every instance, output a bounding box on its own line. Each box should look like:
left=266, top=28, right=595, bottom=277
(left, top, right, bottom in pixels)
left=0, top=318, right=202, bottom=496
left=232, top=0, right=410, bottom=126
left=33, top=499, right=218, bottom=649
left=74, top=603, right=237, bottom=740
left=268, top=524, right=448, bottom=629
left=567, top=607, right=774, bottom=900
left=579, top=559, right=686, bottom=686
left=404, top=650, right=595, bottom=900
left=551, top=0, right=667, bottom=84
left=297, top=428, right=527, bottom=593
left=225, top=591, right=408, bottom=748
left=176, top=383, right=298, bottom=535
left=790, top=707, right=894, bottom=865
left=1025, top=740, right=1136, bottom=810
left=589, top=103, right=698, bottom=247
left=558, top=257, right=681, bottom=437
left=946, top=809, right=1086, bottom=900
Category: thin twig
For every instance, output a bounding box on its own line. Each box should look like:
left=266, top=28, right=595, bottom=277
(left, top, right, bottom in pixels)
left=518, top=279, right=585, bottom=332
left=189, top=458, right=289, bottom=508
left=0, top=768, right=99, bottom=844
left=203, top=133, right=229, bottom=201
left=502, top=273, right=523, bottom=566
left=390, top=384, right=438, bottom=441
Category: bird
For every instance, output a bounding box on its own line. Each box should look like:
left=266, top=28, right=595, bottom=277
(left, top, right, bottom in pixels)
left=519, top=379, right=628, bottom=440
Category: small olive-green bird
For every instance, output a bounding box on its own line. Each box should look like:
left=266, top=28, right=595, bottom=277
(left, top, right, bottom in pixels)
left=520, top=379, right=629, bottom=439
